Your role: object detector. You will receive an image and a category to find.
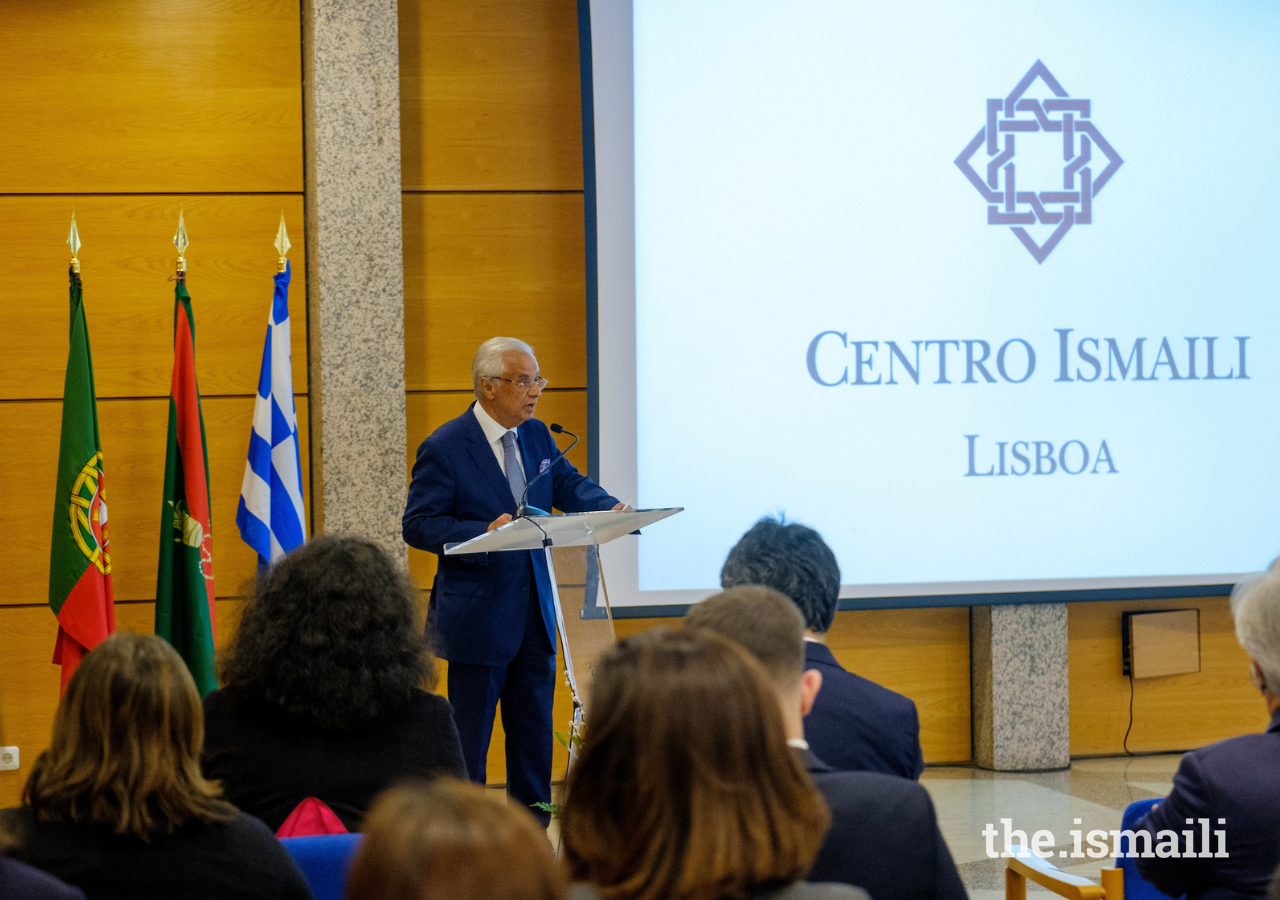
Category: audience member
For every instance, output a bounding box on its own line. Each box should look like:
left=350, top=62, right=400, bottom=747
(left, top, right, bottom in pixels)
left=721, top=516, right=924, bottom=779
left=0, top=823, right=86, bottom=900
left=0, top=633, right=312, bottom=900
left=561, top=628, right=868, bottom=900
left=346, top=778, right=564, bottom=900
left=1136, top=560, right=1280, bottom=899
left=203, top=536, right=466, bottom=833
left=686, top=586, right=966, bottom=900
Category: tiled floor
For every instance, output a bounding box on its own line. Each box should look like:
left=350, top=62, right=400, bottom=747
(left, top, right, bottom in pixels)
left=508, top=753, right=1184, bottom=898
left=922, top=754, right=1183, bottom=898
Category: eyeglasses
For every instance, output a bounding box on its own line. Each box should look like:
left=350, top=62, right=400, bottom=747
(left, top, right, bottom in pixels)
left=492, top=376, right=548, bottom=393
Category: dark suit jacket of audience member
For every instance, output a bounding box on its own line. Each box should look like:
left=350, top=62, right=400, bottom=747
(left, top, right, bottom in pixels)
left=803, top=642, right=924, bottom=780
left=1136, top=709, right=1280, bottom=900
left=570, top=880, right=869, bottom=900
left=800, top=749, right=967, bottom=900
left=0, top=857, right=86, bottom=900
left=202, top=687, right=467, bottom=832
left=0, top=807, right=311, bottom=900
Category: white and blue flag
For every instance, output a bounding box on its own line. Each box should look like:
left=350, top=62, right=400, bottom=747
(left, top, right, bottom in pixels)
left=236, top=260, right=306, bottom=566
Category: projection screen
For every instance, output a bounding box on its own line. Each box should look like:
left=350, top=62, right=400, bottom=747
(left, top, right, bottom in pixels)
left=586, top=0, right=1280, bottom=611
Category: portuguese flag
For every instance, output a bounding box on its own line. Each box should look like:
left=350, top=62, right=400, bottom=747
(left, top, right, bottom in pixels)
left=155, top=280, right=217, bottom=696
left=49, top=267, right=116, bottom=692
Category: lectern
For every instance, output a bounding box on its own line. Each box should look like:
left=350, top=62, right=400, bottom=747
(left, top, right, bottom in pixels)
left=444, top=508, right=682, bottom=763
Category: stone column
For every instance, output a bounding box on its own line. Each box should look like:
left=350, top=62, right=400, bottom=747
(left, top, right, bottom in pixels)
left=972, top=603, right=1070, bottom=770
left=302, top=0, right=407, bottom=562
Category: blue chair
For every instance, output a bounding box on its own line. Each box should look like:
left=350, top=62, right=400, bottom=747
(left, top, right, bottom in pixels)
left=1114, top=798, right=1182, bottom=900
left=281, top=833, right=364, bottom=900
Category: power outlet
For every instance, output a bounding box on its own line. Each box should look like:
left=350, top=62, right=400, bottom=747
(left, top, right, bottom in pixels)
left=0, top=747, right=18, bottom=771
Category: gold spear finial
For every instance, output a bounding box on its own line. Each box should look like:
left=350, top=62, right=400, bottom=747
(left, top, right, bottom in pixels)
left=173, top=206, right=189, bottom=276
left=67, top=209, right=82, bottom=274
left=274, top=211, right=291, bottom=273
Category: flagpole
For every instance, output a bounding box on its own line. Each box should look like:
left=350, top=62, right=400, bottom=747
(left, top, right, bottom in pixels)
left=67, top=208, right=82, bottom=286
left=275, top=210, right=291, bottom=272
left=171, top=206, right=189, bottom=285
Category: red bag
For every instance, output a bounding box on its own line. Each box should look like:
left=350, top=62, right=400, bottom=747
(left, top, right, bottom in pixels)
left=275, top=797, right=348, bottom=837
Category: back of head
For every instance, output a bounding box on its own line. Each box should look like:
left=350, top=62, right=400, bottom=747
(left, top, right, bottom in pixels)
left=720, top=516, right=841, bottom=633
left=1232, top=559, right=1280, bottom=691
left=684, top=585, right=806, bottom=688
left=219, top=535, right=431, bottom=731
left=24, top=632, right=234, bottom=840
left=347, top=778, right=565, bottom=900
left=561, top=628, right=828, bottom=900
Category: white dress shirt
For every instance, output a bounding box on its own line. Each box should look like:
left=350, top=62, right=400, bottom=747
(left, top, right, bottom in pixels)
left=473, top=402, right=526, bottom=479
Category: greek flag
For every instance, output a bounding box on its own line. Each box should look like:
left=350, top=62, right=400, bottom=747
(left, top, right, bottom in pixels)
left=236, top=261, right=306, bottom=565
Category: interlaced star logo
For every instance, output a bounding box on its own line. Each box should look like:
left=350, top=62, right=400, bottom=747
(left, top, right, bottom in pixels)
left=955, top=61, right=1123, bottom=263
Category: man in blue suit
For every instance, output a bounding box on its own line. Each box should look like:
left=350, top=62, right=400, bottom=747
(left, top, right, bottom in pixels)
left=402, top=337, right=623, bottom=821
left=1135, top=560, right=1280, bottom=900
left=721, top=516, right=925, bottom=780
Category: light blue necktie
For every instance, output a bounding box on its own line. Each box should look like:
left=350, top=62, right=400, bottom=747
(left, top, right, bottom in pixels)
left=501, top=431, right=526, bottom=504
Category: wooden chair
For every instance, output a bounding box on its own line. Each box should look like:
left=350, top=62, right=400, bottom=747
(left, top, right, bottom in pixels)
left=1004, top=845, right=1125, bottom=900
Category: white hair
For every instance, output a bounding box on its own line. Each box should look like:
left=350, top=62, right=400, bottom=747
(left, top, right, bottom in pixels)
left=472, top=337, right=534, bottom=399
left=1231, top=557, right=1280, bottom=691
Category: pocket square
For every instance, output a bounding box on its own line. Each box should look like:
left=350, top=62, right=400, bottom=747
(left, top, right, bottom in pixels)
left=539, top=458, right=551, bottom=474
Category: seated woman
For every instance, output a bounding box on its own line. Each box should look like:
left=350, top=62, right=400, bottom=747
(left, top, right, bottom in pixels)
left=347, top=778, right=565, bottom=900
left=1137, top=559, right=1280, bottom=899
left=203, top=535, right=466, bottom=833
left=561, top=628, right=869, bottom=900
left=0, top=633, right=311, bottom=900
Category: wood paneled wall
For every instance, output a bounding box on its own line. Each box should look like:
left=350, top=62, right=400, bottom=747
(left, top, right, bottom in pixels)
left=0, top=0, right=306, bottom=808
left=616, top=607, right=974, bottom=765
left=1068, top=596, right=1268, bottom=756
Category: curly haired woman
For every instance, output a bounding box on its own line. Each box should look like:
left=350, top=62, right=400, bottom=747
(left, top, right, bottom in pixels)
left=202, top=535, right=466, bottom=832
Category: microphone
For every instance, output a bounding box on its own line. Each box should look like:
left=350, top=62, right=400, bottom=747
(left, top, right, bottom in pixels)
left=516, top=424, right=579, bottom=518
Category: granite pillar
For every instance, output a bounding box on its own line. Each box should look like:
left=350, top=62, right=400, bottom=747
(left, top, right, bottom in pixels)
left=972, top=603, right=1070, bottom=770
left=302, top=0, right=407, bottom=562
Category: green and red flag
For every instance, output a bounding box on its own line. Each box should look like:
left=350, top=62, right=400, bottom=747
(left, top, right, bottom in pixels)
left=49, top=265, right=116, bottom=692
left=155, top=278, right=218, bottom=695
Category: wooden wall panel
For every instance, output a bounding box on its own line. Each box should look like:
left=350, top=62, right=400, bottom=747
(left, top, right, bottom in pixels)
left=0, top=195, right=308, bottom=400
left=1068, top=597, right=1268, bottom=755
left=0, top=396, right=309, bottom=605
left=403, top=193, right=587, bottom=392
left=0, top=598, right=247, bottom=808
left=399, top=0, right=583, bottom=191
left=614, top=606, right=974, bottom=765
left=404, top=390, right=588, bottom=589
left=0, top=0, right=303, bottom=194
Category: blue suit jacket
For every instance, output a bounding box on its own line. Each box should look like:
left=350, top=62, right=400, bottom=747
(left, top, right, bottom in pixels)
left=402, top=406, right=618, bottom=666
left=801, top=749, right=967, bottom=900
left=803, top=642, right=925, bottom=780
left=1135, top=708, right=1280, bottom=900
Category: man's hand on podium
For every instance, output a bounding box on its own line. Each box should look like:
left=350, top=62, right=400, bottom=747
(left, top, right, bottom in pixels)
left=611, top=502, right=633, bottom=512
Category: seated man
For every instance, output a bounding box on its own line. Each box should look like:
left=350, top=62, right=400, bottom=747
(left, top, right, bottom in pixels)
left=721, top=516, right=924, bottom=779
left=1136, top=560, right=1280, bottom=900
left=685, top=586, right=967, bottom=900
